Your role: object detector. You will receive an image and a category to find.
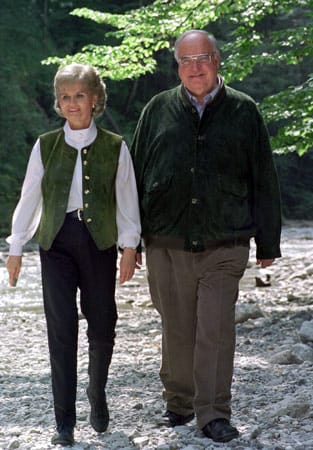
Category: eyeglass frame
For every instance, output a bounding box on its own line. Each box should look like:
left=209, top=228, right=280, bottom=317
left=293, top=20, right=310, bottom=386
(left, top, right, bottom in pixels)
left=178, top=52, right=217, bottom=67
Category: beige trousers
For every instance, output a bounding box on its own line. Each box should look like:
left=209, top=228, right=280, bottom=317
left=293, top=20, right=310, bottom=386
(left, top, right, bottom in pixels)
left=146, top=242, right=249, bottom=428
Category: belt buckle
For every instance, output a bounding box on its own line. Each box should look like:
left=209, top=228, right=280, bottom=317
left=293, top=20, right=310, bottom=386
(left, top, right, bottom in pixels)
left=77, top=209, right=83, bottom=221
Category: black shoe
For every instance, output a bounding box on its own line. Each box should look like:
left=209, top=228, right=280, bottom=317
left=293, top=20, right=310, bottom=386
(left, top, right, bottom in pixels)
left=163, top=410, right=195, bottom=427
left=87, top=390, right=109, bottom=433
left=51, top=426, right=74, bottom=446
left=202, top=418, right=239, bottom=443
left=90, top=403, right=109, bottom=432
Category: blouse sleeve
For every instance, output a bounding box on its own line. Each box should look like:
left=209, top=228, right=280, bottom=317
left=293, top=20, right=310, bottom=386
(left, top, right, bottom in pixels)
left=115, top=140, right=141, bottom=249
left=6, top=139, right=44, bottom=255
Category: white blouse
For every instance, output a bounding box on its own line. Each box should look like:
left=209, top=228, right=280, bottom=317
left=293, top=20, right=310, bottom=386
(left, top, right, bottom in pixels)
left=7, top=120, right=141, bottom=255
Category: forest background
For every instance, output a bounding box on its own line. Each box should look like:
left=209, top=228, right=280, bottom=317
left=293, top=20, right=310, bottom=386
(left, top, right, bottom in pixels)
left=0, top=0, right=312, bottom=236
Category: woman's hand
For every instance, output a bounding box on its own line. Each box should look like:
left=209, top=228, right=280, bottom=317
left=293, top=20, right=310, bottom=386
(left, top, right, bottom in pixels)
left=256, top=258, right=275, bottom=268
left=6, top=255, right=22, bottom=286
left=119, top=248, right=141, bottom=284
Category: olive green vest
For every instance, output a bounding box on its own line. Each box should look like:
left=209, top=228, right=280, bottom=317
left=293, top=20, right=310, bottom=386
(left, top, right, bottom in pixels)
left=37, top=127, right=122, bottom=250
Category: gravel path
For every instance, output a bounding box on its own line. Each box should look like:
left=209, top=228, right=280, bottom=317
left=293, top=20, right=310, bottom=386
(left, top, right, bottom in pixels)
left=1, top=223, right=313, bottom=449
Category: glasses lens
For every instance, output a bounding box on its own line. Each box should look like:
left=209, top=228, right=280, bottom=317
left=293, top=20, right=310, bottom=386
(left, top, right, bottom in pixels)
left=179, top=54, right=212, bottom=66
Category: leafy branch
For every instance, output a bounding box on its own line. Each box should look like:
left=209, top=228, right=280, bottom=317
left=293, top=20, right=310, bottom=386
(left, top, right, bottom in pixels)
left=42, top=0, right=313, bottom=154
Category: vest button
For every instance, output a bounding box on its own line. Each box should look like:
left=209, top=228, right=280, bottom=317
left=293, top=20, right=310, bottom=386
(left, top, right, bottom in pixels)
left=191, top=198, right=199, bottom=204
left=190, top=167, right=195, bottom=173
left=84, top=189, right=90, bottom=194
left=83, top=161, right=88, bottom=166
left=84, top=175, right=90, bottom=180
left=86, top=218, right=92, bottom=223
left=83, top=148, right=88, bottom=154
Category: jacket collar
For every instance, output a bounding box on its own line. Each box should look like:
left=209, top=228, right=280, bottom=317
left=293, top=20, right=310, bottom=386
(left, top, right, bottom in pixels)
left=179, top=82, right=226, bottom=112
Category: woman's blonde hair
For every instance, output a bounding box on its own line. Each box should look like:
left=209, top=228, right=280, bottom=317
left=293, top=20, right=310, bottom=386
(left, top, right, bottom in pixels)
left=54, top=63, right=107, bottom=118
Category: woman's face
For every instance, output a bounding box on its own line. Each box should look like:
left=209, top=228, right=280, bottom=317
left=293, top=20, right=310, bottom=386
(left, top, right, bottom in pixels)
left=57, top=81, right=98, bottom=130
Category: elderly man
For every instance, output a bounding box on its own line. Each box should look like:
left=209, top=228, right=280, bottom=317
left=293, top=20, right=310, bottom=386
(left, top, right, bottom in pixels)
left=131, top=30, right=281, bottom=443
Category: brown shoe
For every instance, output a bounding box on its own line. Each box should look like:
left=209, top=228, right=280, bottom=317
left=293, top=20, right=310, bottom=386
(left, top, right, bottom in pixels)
left=202, top=418, right=239, bottom=442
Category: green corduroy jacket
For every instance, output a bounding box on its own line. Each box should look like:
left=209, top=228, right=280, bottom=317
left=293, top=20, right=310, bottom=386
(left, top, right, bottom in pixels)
left=131, top=84, right=281, bottom=259
left=36, top=127, right=121, bottom=250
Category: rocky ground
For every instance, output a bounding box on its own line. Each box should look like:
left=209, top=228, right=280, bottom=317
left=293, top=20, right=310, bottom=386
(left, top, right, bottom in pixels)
left=0, top=222, right=313, bottom=450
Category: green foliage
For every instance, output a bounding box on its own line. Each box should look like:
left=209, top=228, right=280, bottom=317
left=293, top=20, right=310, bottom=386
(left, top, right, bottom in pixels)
left=42, top=0, right=229, bottom=78
left=262, top=74, right=313, bottom=155
left=0, top=0, right=55, bottom=233
left=43, top=0, right=313, bottom=156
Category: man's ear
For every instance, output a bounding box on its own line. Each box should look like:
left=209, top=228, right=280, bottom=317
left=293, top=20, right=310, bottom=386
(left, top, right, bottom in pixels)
left=215, top=51, right=221, bottom=69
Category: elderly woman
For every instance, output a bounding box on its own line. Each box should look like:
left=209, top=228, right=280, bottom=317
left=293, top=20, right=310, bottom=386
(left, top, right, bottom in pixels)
left=6, top=63, right=141, bottom=446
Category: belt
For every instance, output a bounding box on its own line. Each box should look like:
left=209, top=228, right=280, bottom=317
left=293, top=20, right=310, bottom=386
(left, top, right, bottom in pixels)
left=145, top=235, right=250, bottom=251
left=204, top=237, right=250, bottom=248
left=66, top=209, right=84, bottom=221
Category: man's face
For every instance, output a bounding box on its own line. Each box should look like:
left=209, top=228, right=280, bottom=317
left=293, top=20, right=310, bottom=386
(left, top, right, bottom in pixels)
left=177, top=33, right=220, bottom=104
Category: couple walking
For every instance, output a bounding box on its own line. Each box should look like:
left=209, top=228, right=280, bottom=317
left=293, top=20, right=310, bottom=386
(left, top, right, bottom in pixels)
left=6, top=29, right=281, bottom=446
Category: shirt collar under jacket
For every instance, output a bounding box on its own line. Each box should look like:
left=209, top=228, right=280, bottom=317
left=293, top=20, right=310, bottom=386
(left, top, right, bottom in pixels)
left=184, top=75, right=224, bottom=117
left=63, top=119, right=98, bottom=150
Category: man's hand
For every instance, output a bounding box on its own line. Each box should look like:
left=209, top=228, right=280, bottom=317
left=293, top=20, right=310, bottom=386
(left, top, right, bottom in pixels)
left=6, top=255, right=22, bottom=286
left=256, top=258, right=275, bottom=268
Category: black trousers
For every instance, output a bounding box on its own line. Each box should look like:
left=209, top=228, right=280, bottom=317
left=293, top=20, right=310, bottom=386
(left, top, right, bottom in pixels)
left=40, top=215, right=117, bottom=429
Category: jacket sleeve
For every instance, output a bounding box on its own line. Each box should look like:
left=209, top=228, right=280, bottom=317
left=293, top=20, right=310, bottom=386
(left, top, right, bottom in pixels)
left=253, top=109, right=282, bottom=259
left=130, top=105, right=151, bottom=215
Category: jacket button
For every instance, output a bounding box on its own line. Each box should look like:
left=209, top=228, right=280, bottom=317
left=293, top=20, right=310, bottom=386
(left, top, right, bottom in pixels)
left=86, top=218, right=92, bottom=223
left=192, top=240, right=198, bottom=246
left=191, top=198, right=199, bottom=204
left=190, top=167, right=195, bottom=173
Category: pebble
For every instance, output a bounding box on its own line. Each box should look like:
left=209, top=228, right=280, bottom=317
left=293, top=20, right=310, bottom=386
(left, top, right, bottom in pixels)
left=0, top=223, right=313, bottom=449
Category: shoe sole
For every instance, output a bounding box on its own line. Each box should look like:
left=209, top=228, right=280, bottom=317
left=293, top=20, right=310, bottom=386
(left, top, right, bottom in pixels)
left=205, top=430, right=239, bottom=443
left=51, top=438, right=74, bottom=446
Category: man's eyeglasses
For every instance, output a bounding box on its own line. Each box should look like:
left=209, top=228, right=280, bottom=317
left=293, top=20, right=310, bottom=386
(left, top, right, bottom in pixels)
left=178, top=53, right=216, bottom=67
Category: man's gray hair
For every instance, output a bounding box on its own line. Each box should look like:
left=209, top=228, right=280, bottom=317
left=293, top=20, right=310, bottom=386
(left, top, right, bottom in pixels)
left=174, top=30, right=219, bottom=61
